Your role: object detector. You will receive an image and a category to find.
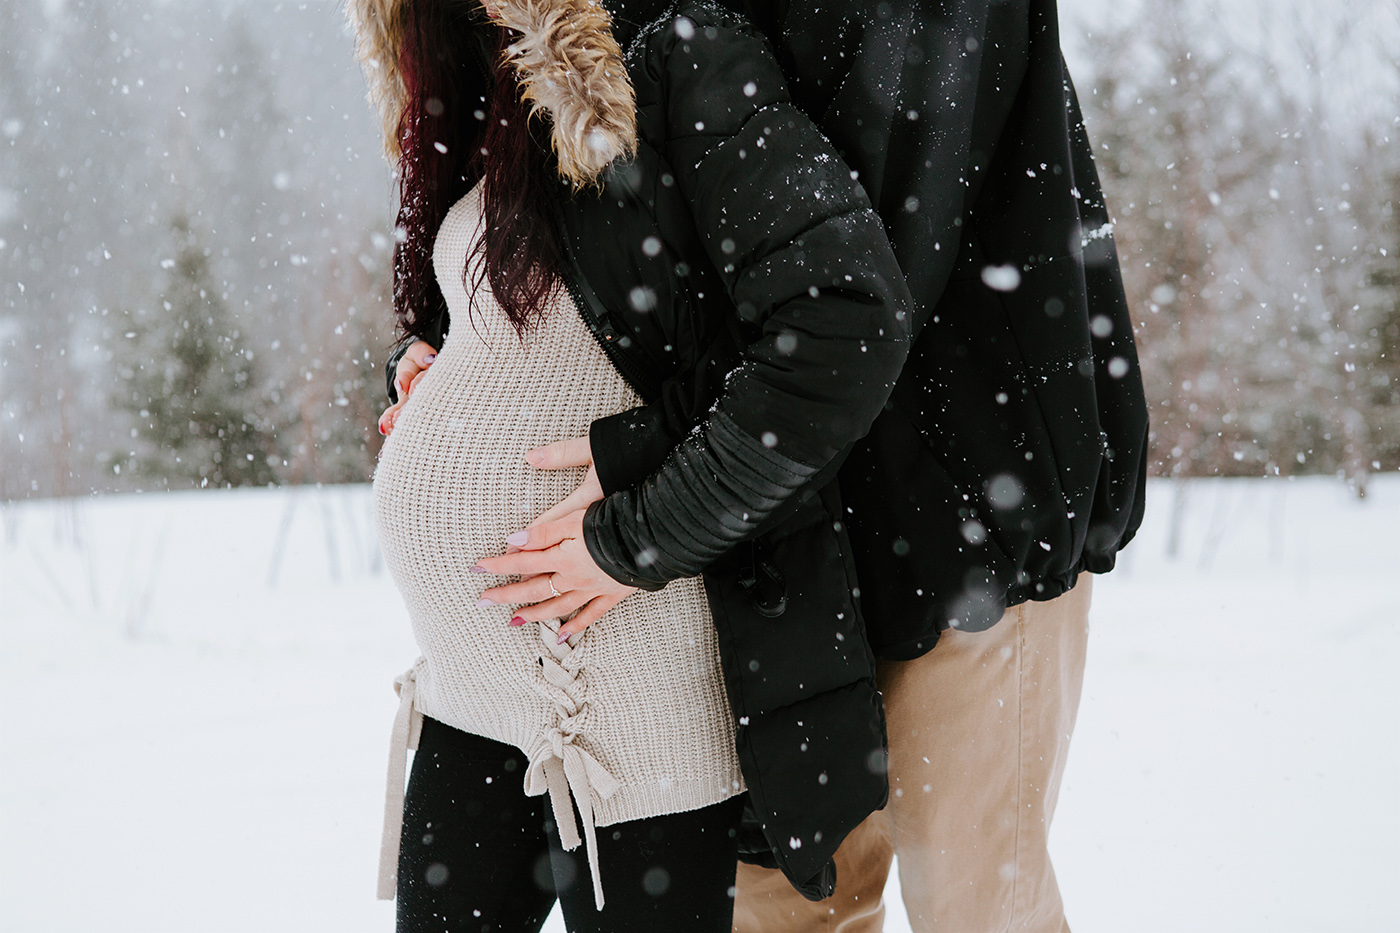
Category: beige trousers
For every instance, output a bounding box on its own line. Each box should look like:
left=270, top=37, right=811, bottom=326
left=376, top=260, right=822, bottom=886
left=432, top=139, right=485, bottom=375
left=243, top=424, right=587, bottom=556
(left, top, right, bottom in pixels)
left=733, top=576, right=1092, bottom=933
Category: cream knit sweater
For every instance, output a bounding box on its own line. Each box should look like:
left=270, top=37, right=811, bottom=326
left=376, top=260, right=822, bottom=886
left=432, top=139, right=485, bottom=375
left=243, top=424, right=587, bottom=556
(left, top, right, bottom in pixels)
left=372, top=183, right=743, bottom=909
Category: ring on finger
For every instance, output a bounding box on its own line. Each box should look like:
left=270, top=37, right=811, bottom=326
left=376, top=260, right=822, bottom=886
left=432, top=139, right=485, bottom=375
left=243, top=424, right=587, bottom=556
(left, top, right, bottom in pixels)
left=548, top=576, right=563, bottom=599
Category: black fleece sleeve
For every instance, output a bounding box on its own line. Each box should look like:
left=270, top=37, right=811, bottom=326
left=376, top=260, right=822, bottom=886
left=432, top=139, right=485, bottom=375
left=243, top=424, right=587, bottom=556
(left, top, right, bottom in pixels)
left=384, top=339, right=416, bottom=405
left=583, top=7, right=913, bottom=588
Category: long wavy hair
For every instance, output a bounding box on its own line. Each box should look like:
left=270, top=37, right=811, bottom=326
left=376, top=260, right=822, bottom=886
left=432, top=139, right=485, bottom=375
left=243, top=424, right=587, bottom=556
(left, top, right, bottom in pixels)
left=392, top=0, right=561, bottom=343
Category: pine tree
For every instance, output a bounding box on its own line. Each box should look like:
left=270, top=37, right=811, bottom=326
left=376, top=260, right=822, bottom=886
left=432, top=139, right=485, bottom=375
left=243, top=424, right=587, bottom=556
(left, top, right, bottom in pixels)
left=112, top=216, right=278, bottom=488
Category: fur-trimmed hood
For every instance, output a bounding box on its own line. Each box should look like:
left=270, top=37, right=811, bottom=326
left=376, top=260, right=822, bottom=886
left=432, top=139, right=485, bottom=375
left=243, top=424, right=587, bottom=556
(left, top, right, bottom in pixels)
left=346, top=0, right=640, bottom=187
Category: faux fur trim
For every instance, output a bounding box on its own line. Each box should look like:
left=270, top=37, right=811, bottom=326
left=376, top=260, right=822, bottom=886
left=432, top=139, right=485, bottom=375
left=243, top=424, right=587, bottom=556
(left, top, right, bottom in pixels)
left=345, top=0, right=409, bottom=163
left=495, top=0, right=636, bottom=187
left=345, top=0, right=637, bottom=187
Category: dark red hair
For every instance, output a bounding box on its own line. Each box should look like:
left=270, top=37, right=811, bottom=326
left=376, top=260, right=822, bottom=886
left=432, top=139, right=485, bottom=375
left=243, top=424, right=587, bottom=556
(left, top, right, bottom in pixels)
left=392, top=1, right=560, bottom=343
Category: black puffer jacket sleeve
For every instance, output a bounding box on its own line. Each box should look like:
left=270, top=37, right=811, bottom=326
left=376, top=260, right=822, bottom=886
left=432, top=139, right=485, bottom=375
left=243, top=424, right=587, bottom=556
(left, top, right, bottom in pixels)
left=583, top=6, right=913, bottom=588
left=588, top=322, right=742, bottom=494
left=589, top=373, right=701, bottom=495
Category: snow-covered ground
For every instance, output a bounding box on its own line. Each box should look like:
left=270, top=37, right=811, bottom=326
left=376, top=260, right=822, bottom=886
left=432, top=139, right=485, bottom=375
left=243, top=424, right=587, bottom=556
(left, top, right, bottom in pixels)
left=1, top=476, right=1396, bottom=932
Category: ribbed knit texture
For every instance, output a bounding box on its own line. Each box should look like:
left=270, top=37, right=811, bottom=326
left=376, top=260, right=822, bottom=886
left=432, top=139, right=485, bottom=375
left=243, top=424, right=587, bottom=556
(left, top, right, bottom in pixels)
left=372, top=183, right=743, bottom=905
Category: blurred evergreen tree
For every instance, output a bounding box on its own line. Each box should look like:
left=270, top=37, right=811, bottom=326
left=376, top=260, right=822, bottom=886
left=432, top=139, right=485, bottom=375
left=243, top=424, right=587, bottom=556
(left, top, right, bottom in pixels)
left=112, top=216, right=279, bottom=488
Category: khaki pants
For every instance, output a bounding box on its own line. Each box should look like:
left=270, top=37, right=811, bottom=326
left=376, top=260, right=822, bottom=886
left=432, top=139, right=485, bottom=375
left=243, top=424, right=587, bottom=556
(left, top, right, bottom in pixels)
left=733, top=576, right=1092, bottom=933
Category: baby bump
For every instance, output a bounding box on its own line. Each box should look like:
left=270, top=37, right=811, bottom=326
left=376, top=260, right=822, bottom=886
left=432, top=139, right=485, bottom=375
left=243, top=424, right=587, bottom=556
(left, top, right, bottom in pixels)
left=375, top=425, right=582, bottom=591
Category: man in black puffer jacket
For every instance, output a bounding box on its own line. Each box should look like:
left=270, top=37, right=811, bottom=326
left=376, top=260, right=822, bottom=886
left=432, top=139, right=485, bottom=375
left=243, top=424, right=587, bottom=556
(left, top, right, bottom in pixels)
left=570, top=1, right=1147, bottom=928
left=708, top=1, right=1150, bottom=929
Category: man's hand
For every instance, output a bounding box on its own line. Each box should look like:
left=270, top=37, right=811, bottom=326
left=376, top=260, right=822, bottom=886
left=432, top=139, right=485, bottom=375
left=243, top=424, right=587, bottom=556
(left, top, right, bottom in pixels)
left=523, top=435, right=603, bottom=524
left=476, top=510, right=638, bottom=644
left=378, top=341, right=439, bottom=436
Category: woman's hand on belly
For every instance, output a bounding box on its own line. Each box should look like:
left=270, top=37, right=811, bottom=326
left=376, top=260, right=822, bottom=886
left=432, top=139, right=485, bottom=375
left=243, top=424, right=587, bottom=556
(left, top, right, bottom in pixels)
left=475, top=510, right=638, bottom=645
left=378, top=341, right=438, bottom=436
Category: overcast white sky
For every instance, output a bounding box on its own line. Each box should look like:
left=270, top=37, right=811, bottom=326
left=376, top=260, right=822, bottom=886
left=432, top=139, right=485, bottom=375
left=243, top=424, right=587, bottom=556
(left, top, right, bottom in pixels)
left=1057, top=0, right=1399, bottom=135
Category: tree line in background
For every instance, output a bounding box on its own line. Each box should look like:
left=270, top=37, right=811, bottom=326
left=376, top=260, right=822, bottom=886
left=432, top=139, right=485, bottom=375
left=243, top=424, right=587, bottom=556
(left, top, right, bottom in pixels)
left=0, top=0, right=396, bottom=500
left=1079, top=0, right=1400, bottom=493
left=1, top=0, right=1397, bottom=501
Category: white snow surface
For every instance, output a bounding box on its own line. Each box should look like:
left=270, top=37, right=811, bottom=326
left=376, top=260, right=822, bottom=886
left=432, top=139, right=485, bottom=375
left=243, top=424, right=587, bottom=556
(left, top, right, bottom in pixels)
left=2, top=477, right=1397, bottom=932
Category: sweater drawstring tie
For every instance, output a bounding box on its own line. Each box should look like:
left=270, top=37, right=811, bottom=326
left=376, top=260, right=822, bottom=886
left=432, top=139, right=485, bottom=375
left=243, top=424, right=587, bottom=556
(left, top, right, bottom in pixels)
left=374, top=635, right=621, bottom=911
left=377, top=664, right=423, bottom=900
left=523, top=625, right=620, bottom=910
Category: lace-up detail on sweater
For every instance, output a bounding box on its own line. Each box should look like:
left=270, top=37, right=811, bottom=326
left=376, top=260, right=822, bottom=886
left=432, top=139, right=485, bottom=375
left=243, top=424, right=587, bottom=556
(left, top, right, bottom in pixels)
left=523, top=626, right=619, bottom=908
left=372, top=182, right=743, bottom=909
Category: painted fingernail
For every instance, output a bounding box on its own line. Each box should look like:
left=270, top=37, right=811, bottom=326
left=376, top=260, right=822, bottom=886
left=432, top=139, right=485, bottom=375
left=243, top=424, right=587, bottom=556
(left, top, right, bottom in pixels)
left=423, top=353, right=436, bottom=364
left=379, top=423, right=387, bottom=435
left=506, top=530, right=529, bottom=547
left=476, top=597, right=493, bottom=607
left=470, top=565, right=488, bottom=574
left=557, top=631, right=570, bottom=645
left=510, top=616, right=527, bottom=627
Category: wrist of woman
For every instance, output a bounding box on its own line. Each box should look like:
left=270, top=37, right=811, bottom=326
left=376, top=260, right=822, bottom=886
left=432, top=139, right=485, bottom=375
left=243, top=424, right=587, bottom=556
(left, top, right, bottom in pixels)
left=384, top=336, right=422, bottom=404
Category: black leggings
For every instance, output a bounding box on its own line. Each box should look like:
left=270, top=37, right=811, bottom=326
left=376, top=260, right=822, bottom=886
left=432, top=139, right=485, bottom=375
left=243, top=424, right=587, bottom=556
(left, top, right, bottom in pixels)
left=397, top=716, right=744, bottom=933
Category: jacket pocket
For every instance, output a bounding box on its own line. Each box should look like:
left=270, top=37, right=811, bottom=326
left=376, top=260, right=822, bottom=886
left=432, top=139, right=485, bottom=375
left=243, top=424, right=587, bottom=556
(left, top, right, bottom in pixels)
left=702, top=485, right=874, bottom=719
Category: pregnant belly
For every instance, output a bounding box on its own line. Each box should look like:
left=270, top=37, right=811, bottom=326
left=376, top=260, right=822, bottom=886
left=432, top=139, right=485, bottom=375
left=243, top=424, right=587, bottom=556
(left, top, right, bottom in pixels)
left=372, top=377, right=587, bottom=610
left=371, top=374, right=607, bottom=738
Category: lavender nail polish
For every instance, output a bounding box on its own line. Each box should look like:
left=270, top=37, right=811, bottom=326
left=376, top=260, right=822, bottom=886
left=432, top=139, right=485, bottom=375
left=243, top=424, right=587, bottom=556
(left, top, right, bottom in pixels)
left=506, top=530, right=529, bottom=547
left=476, top=597, right=493, bottom=607
left=557, top=632, right=570, bottom=645
left=470, top=565, right=487, bottom=574
left=423, top=353, right=436, bottom=364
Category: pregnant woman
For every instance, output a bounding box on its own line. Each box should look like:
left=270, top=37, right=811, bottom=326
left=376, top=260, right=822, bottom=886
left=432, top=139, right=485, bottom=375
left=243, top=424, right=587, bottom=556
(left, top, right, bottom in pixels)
left=351, top=0, right=911, bottom=929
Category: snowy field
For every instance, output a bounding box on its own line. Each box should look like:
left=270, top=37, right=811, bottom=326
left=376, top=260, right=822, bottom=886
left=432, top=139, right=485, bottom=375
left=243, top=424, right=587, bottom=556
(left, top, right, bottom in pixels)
left=1, top=476, right=1396, bottom=933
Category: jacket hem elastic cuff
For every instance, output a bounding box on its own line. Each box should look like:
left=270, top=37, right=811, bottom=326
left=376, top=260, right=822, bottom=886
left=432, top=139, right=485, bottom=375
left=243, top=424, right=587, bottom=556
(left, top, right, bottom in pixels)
left=582, top=500, right=669, bottom=591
